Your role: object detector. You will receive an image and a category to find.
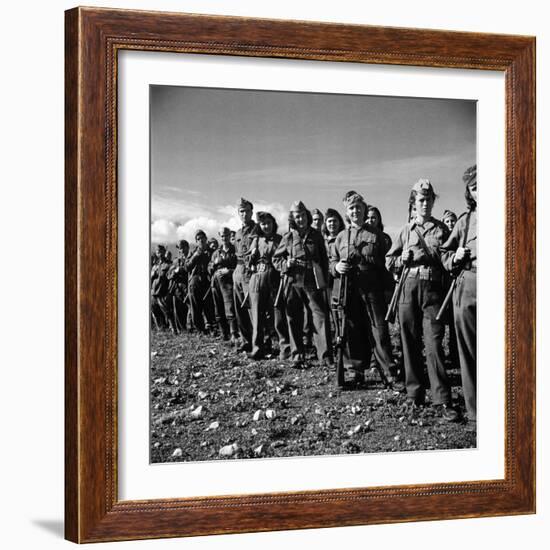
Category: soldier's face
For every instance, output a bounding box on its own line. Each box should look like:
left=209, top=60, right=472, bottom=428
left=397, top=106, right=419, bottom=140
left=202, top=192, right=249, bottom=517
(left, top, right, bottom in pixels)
left=468, top=180, right=478, bottom=202
left=311, top=214, right=323, bottom=230
left=238, top=206, right=252, bottom=224
left=444, top=217, right=456, bottom=231
left=260, top=219, right=274, bottom=235
left=230, top=234, right=236, bottom=245
left=220, top=233, right=230, bottom=246
left=293, top=211, right=307, bottom=229
left=414, top=193, right=434, bottom=218
left=196, top=235, right=207, bottom=249
left=155, top=247, right=165, bottom=260
left=366, top=209, right=380, bottom=229
left=347, top=202, right=365, bottom=225
left=326, top=216, right=340, bottom=235
left=180, top=245, right=189, bottom=256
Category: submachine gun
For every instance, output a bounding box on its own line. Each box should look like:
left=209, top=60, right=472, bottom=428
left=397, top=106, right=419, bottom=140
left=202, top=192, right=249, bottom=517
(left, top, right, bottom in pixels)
left=331, top=228, right=351, bottom=388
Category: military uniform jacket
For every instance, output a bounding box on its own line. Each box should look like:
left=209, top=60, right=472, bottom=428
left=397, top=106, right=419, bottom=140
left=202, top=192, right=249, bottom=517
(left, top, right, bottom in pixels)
left=273, top=228, right=328, bottom=288
left=184, top=248, right=211, bottom=280
left=386, top=217, right=450, bottom=273
left=247, top=233, right=282, bottom=268
left=151, top=259, right=171, bottom=297
left=208, top=245, right=238, bottom=281
left=167, top=255, right=188, bottom=296
left=234, top=221, right=257, bottom=266
left=329, top=225, right=387, bottom=290
left=440, top=210, right=477, bottom=274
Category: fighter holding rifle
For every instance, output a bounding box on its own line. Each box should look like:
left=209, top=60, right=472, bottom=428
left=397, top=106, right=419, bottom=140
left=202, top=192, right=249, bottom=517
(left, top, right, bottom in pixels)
left=440, top=165, right=478, bottom=426
left=330, top=192, right=401, bottom=389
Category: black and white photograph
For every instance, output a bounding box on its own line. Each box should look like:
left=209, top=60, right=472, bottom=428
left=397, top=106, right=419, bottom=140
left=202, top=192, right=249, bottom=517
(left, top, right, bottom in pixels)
left=149, top=85, right=478, bottom=463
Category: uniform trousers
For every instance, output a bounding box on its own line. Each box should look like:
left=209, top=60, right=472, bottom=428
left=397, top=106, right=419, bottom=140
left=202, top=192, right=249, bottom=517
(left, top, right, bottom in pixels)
left=249, top=268, right=290, bottom=357
left=453, top=270, right=477, bottom=420
left=188, top=276, right=214, bottom=332
left=285, top=283, right=330, bottom=360
left=232, top=264, right=252, bottom=345
left=398, top=273, right=452, bottom=405
left=151, top=295, right=175, bottom=331
left=360, top=287, right=394, bottom=378
left=169, top=293, right=187, bottom=332
left=212, top=272, right=238, bottom=338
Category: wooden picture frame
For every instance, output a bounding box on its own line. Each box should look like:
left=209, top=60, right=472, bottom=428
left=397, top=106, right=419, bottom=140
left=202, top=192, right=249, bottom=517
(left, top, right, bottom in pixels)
left=65, top=6, right=536, bottom=543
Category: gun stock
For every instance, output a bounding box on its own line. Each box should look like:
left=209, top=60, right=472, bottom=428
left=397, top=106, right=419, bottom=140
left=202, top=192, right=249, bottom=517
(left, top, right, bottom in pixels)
left=385, top=266, right=409, bottom=323
left=436, top=278, right=457, bottom=321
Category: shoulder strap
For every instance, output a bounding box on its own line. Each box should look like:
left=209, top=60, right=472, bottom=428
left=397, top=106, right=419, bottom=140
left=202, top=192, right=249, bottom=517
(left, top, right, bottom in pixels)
left=462, top=212, right=472, bottom=248
left=413, top=225, right=441, bottom=265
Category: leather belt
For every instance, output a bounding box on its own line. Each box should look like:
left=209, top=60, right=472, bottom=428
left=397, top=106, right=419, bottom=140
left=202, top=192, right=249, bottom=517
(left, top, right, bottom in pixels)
left=407, top=266, right=442, bottom=281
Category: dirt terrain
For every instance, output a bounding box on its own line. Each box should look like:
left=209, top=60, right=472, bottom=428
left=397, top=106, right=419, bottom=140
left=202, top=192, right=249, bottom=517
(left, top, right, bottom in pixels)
left=150, top=328, right=475, bottom=463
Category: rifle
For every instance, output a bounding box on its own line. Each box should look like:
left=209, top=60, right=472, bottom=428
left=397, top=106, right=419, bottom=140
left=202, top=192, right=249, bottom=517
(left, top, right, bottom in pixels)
left=274, top=233, right=294, bottom=309
left=240, top=290, right=250, bottom=309
left=332, top=228, right=351, bottom=388
left=385, top=216, right=414, bottom=323
left=385, top=266, right=410, bottom=323
left=436, top=211, right=472, bottom=321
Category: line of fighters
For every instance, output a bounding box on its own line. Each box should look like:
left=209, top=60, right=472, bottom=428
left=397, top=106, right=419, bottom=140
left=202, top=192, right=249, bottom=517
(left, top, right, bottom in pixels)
left=151, top=166, right=477, bottom=425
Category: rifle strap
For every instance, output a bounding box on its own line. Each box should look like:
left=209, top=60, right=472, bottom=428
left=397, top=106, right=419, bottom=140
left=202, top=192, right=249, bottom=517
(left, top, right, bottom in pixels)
left=413, top=224, right=442, bottom=267
left=462, top=211, right=472, bottom=248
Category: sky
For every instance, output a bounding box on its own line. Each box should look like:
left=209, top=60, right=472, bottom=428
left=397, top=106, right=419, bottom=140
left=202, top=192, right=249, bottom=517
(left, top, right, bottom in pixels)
left=150, top=85, right=476, bottom=245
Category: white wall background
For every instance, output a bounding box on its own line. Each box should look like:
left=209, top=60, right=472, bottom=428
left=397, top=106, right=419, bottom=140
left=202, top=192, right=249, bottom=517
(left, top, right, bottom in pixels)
left=0, top=1, right=546, bottom=549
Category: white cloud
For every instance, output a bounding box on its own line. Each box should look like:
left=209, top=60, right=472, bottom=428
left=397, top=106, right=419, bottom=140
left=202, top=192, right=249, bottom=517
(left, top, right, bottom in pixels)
left=151, top=219, right=178, bottom=244
left=151, top=201, right=290, bottom=244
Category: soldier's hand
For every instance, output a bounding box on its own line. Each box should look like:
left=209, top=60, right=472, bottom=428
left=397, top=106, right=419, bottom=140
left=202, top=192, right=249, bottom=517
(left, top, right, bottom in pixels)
left=401, top=248, right=413, bottom=265
left=335, top=259, right=350, bottom=274
left=287, top=258, right=297, bottom=269
left=454, top=247, right=471, bottom=264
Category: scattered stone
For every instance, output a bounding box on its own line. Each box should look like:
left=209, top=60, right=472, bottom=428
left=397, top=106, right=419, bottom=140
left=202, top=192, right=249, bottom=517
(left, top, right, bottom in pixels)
left=270, top=441, right=285, bottom=449
left=151, top=351, right=158, bottom=357
left=254, top=445, right=263, bottom=456
left=175, top=354, right=183, bottom=359
left=290, top=416, right=299, bottom=425
left=398, top=416, right=406, bottom=423
left=190, top=405, right=203, bottom=419
left=253, top=410, right=263, bottom=421
left=153, top=377, right=166, bottom=384
left=219, top=443, right=238, bottom=456
left=206, top=421, right=219, bottom=431
left=365, top=419, right=374, bottom=431
left=198, top=391, right=208, bottom=399
left=192, top=371, right=203, bottom=379
left=251, top=428, right=258, bottom=436
left=347, top=425, right=362, bottom=436
left=291, top=389, right=298, bottom=396
left=172, top=448, right=183, bottom=458
left=153, top=442, right=160, bottom=448
left=266, top=409, right=276, bottom=420
left=394, top=435, right=401, bottom=441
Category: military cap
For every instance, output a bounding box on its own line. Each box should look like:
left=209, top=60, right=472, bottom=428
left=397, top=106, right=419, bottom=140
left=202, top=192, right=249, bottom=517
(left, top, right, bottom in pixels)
left=194, top=229, right=207, bottom=239
left=412, top=178, right=435, bottom=196
left=237, top=197, right=253, bottom=210
left=218, top=226, right=231, bottom=236
left=343, top=191, right=367, bottom=209
left=463, top=165, right=477, bottom=187
left=156, top=243, right=166, bottom=252
left=290, top=200, right=307, bottom=212
left=442, top=209, right=457, bottom=222
left=311, top=208, right=323, bottom=217
left=256, top=211, right=276, bottom=224
left=176, top=239, right=189, bottom=249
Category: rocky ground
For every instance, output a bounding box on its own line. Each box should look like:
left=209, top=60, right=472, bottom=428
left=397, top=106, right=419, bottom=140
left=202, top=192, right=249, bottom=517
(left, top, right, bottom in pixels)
left=150, top=328, right=476, bottom=463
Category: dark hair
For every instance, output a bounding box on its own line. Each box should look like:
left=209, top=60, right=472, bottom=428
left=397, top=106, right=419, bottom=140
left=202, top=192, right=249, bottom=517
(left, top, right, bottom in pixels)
left=366, top=205, right=384, bottom=232
left=465, top=186, right=477, bottom=211
left=288, top=208, right=312, bottom=231
left=322, top=208, right=345, bottom=237
left=255, top=213, right=278, bottom=235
